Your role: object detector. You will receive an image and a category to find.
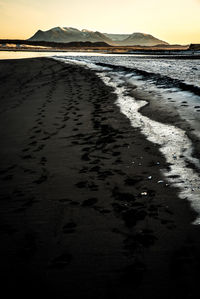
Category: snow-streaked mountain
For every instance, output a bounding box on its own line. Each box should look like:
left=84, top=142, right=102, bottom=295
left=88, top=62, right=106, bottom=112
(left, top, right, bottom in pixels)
left=29, top=27, right=113, bottom=44
left=29, top=27, right=169, bottom=46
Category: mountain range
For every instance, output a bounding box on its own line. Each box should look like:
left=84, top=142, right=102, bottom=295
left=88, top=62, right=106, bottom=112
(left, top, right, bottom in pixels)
left=29, top=27, right=169, bottom=46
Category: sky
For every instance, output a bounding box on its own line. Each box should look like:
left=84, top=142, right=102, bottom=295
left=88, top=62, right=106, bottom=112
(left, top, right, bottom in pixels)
left=0, top=0, right=200, bottom=44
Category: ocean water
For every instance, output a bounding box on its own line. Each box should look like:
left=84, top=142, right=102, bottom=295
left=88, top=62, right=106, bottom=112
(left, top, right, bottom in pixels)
left=0, top=50, right=107, bottom=60
left=57, top=55, right=200, bottom=88
left=53, top=54, right=200, bottom=224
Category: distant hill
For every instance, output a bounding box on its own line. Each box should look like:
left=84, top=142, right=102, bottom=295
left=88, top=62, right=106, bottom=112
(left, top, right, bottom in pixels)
left=29, top=27, right=169, bottom=46
left=120, top=32, right=168, bottom=46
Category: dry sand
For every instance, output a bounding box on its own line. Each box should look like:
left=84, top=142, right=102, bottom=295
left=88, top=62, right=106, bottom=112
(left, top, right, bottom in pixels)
left=0, top=57, right=200, bottom=298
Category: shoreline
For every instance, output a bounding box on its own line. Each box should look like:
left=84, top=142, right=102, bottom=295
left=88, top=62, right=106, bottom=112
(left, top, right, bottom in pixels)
left=1, top=49, right=200, bottom=60
left=128, top=79, right=200, bottom=173
left=0, top=57, right=200, bottom=298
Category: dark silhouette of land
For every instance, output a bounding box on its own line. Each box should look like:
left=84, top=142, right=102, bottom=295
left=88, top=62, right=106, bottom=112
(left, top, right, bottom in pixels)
left=1, top=39, right=200, bottom=56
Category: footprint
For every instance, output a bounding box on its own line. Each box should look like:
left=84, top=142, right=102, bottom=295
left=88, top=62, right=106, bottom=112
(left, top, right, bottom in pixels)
left=112, top=187, right=136, bottom=202
left=34, top=174, right=48, bottom=184
left=58, top=198, right=71, bottom=203
left=76, top=181, right=87, bottom=188
left=81, top=154, right=90, bottom=161
left=33, top=144, right=45, bottom=152
left=124, top=176, right=143, bottom=186
left=40, top=156, right=47, bottom=165
left=0, top=164, right=16, bottom=175
left=82, top=197, right=98, bottom=207
left=29, top=135, right=36, bottom=140
left=29, top=141, right=37, bottom=146
left=122, top=209, right=147, bottom=227
left=21, top=154, right=34, bottom=160
left=2, top=174, right=13, bottom=181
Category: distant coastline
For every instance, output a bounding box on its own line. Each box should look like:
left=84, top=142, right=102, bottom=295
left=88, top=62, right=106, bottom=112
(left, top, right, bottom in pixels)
left=1, top=39, right=200, bottom=57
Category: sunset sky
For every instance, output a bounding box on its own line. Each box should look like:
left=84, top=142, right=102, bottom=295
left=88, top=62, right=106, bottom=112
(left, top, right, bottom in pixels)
left=0, top=0, right=200, bottom=44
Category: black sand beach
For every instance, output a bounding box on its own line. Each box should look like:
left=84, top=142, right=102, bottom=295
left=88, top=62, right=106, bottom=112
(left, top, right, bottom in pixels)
left=0, top=57, right=200, bottom=298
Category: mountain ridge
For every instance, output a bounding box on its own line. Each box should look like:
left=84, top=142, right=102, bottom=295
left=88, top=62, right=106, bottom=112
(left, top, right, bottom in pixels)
left=29, top=27, right=169, bottom=46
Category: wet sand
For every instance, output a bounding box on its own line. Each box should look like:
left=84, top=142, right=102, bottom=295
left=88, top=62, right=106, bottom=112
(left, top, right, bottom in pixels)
left=0, top=57, right=200, bottom=298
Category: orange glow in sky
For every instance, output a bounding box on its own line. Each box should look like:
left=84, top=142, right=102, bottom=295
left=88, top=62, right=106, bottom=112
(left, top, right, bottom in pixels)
left=0, top=0, right=200, bottom=44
